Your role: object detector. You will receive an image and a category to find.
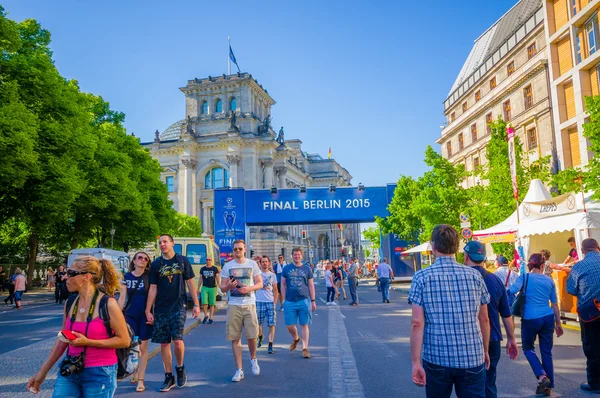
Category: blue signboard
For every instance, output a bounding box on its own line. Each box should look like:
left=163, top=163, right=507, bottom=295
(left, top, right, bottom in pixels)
left=244, top=186, right=391, bottom=225
left=214, top=188, right=246, bottom=257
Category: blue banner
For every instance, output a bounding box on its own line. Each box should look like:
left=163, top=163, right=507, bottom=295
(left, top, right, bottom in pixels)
left=244, top=186, right=391, bottom=225
left=214, top=188, right=246, bottom=259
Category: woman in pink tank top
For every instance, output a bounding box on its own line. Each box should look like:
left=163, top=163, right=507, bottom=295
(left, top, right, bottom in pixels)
left=27, top=255, right=129, bottom=398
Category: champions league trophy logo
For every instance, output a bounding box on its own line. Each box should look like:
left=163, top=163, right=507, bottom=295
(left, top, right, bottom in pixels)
left=223, top=211, right=236, bottom=234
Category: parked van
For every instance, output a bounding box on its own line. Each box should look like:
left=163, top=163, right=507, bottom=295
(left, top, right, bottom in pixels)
left=67, top=248, right=130, bottom=274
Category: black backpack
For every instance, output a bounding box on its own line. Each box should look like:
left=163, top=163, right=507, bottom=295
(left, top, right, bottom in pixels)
left=65, top=294, right=137, bottom=379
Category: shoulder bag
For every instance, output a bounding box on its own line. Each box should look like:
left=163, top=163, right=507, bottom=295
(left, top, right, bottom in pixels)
left=511, top=274, right=528, bottom=318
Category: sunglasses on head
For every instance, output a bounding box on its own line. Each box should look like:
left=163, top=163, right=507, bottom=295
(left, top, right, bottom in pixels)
left=233, top=247, right=244, bottom=251
left=136, top=255, right=150, bottom=262
left=67, top=269, right=91, bottom=278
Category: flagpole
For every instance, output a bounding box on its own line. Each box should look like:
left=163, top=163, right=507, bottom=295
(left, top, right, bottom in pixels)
left=228, top=36, right=231, bottom=75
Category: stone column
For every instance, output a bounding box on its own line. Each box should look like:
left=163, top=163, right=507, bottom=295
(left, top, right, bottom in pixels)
left=226, top=153, right=241, bottom=187
left=260, top=158, right=274, bottom=188
left=274, top=166, right=287, bottom=188
left=181, top=158, right=197, bottom=216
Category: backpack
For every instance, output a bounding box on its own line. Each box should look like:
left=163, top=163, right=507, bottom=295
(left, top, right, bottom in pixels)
left=65, top=294, right=139, bottom=379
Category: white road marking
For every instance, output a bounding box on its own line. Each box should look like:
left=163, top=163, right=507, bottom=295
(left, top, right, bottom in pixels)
left=0, top=316, right=55, bottom=325
left=319, top=298, right=327, bottom=305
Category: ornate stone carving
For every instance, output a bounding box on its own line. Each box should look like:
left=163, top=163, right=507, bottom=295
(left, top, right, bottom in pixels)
left=154, top=129, right=160, bottom=143
left=274, top=166, right=287, bottom=176
left=286, top=178, right=301, bottom=188
left=185, top=115, right=195, bottom=136
left=181, top=158, right=197, bottom=169
left=226, top=154, right=241, bottom=165
left=276, top=126, right=285, bottom=146
left=260, top=158, right=274, bottom=168
left=228, top=110, right=238, bottom=132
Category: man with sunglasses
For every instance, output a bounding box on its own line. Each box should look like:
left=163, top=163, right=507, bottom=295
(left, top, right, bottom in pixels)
left=220, top=240, right=263, bottom=382
left=197, top=257, right=221, bottom=324
left=146, top=234, right=200, bottom=392
left=273, top=254, right=286, bottom=311
left=257, top=256, right=278, bottom=354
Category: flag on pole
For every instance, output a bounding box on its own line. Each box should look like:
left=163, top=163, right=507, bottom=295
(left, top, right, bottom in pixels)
left=229, top=45, right=240, bottom=73
left=328, top=147, right=332, bottom=159
left=506, top=124, right=518, bottom=199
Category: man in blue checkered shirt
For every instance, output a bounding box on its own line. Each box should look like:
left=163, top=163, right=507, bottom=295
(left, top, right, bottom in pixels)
left=409, top=224, right=491, bottom=398
left=566, top=238, right=600, bottom=394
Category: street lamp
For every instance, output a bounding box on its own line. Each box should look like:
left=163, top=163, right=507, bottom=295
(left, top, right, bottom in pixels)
left=110, top=224, right=116, bottom=249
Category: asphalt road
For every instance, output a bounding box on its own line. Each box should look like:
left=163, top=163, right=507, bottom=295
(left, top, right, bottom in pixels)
left=0, top=280, right=592, bottom=398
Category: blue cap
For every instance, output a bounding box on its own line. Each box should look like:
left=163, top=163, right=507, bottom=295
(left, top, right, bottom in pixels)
left=464, top=241, right=486, bottom=262
left=496, top=255, right=508, bottom=265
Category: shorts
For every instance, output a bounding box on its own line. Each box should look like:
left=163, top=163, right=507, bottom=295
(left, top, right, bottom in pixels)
left=152, top=309, right=186, bottom=344
left=125, top=312, right=153, bottom=341
left=256, top=301, right=276, bottom=327
left=277, top=281, right=282, bottom=294
left=283, top=299, right=312, bottom=326
left=226, top=304, right=258, bottom=341
left=13, top=290, right=24, bottom=301
left=53, top=364, right=117, bottom=398
left=201, top=286, right=217, bottom=306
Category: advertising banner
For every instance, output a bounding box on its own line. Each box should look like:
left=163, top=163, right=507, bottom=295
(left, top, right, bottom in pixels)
left=521, top=192, right=577, bottom=221
left=214, top=188, right=246, bottom=258
left=472, top=232, right=517, bottom=244
left=244, top=186, right=390, bottom=225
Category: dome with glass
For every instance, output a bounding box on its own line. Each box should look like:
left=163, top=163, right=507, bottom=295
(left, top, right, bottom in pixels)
left=160, top=119, right=184, bottom=140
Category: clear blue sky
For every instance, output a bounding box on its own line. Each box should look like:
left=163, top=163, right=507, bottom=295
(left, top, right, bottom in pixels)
left=3, top=0, right=520, bottom=186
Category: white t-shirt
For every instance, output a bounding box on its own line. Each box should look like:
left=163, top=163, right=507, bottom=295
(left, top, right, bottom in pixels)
left=221, top=259, right=262, bottom=306
left=325, top=270, right=333, bottom=287
left=256, top=271, right=277, bottom=303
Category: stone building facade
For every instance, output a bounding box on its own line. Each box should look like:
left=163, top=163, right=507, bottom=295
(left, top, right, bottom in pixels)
left=438, top=0, right=556, bottom=187
left=141, top=72, right=360, bottom=262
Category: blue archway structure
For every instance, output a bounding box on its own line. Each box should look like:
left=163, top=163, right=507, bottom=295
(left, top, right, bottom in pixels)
left=213, top=185, right=417, bottom=278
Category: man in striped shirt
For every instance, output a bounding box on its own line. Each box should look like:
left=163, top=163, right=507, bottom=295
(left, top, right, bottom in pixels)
left=409, top=224, right=491, bottom=398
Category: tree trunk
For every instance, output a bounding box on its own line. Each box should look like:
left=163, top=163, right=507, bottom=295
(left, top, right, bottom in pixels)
left=70, top=238, right=78, bottom=250
left=27, top=232, right=38, bottom=286
left=123, top=242, right=130, bottom=252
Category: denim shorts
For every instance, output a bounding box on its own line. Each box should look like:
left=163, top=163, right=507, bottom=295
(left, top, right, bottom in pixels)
left=13, top=290, right=24, bottom=301
left=152, top=309, right=186, bottom=344
left=53, top=363, right=117, bottom=398
left=283, top=299, right=312, bottom=326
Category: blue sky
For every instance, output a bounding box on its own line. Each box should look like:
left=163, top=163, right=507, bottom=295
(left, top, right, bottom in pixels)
left=3, top=0, right=521, bottom=186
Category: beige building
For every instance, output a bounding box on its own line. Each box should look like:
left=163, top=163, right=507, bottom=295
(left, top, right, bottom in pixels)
left=141, top=72, right=361, bottom=261
left=438, top=0, right=555, bottom=187
left=544, top=0, right=600, bottom=169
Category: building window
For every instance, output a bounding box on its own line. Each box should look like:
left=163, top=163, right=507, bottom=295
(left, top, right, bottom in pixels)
left=446, top=141, right=453, bottom=157
left=486, top=113, right=493, bottom=135
left=201, top=101, right=208, bottom=115
left=572, top=0, right=578, bottom=16
left=462, top=102, right=468, bottom=112
left=471, top=123, right=478, bottom=142
left=204, top=167, right=230, bottom=189
left=215, top=99, right=223, bottom=113
left=527, top=127, right=537, bottom=150
left=587, top=14, right=599, bottom=55
left=451, top=112, right=456, bottom=122
left=166, top=176, right=175, bottom=193
left=576, top=31, right=583, bottom=63
left=230, top=97, right=236, bottom=111
left=209, top=208, right=215, bottom=234
left=524, top=85, right=533, bottom=109
left=507, top=61, right=515, bottom=76
left=458, top=133, right=464, bottom=151
left=503, top=100, right=511, bottom=121
left=490, top=77, right=497, bottom=89
left=528, top=43, right=537, bottom=59
left=475, top=90, right=481, bottom=102
left=473, top=157, right=480, bottom=168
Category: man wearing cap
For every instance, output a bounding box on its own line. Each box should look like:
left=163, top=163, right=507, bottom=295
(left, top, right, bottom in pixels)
left=464, top=241, right=519, bottom=398
left=567, top=238, right=600, bottom=394
left=409, top=225, right=491, bottom=397
left=493, top=256, right=518, bottom=306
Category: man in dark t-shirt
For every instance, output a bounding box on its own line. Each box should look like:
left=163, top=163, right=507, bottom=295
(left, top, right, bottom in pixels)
left=196, top=258, right=221, bottom=324
left=146, top=234, right=199, bottom=392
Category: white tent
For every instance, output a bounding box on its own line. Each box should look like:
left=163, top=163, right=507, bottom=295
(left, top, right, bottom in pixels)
left=402, top=242, right=431, bottom=254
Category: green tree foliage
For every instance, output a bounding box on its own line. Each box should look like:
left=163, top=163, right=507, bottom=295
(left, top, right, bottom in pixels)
left=362, top=226, right=381, bottom=249
left=163, top=213, right=203, bottom=238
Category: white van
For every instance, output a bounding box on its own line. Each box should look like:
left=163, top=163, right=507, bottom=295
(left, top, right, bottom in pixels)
left=67, top=248, right=130, bottom=274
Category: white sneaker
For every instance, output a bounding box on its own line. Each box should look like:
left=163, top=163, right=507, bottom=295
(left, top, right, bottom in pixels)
left=232, top=369, right=244, bottom=382
left=331, top=301, right=338, bottom=306
left=326, top=302, right=331, bottom=306
left=250, top=358, right=260, bottom=375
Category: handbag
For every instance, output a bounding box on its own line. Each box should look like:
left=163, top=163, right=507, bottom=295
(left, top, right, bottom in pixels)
left=511, top=274, right=528, bottom=318
left=577, top=297, right=600, bottom=322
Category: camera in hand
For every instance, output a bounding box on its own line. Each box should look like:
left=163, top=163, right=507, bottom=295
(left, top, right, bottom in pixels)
left=59, top=354, right=85, bottom=377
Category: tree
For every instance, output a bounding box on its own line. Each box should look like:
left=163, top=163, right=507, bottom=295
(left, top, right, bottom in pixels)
left=163, top=213, right=203, bottom=238
left=362, top=226, right=381, bottom=249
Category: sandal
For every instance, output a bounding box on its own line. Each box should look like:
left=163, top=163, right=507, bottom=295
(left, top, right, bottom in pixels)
left=130, top=376, right=138, bottom=384
left=136, top=379, right=145, bottom=392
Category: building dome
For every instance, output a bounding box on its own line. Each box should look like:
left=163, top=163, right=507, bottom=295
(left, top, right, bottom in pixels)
left=160, top=119, right=184, bottom=140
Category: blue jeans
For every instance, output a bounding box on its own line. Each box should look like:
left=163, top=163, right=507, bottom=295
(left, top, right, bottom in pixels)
left=326, top=286, right=336, bottom=302
left=522, top=314, right=555, bottom=388
left=379, top=278, right=390, bottom=301
left=348, top=277, right=358, bottom=303
left=53, top=364, right=117, bottom=398
left=485, top=341, right=502, bottom=398
left=423, top=360, right=486, bottom=398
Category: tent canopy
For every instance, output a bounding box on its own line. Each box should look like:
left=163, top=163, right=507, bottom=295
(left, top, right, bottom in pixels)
left=402, top=242, right=431, bottom=254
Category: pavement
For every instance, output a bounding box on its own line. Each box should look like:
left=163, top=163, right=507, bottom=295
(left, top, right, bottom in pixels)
left=0, top=281, right=593, bottom=398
